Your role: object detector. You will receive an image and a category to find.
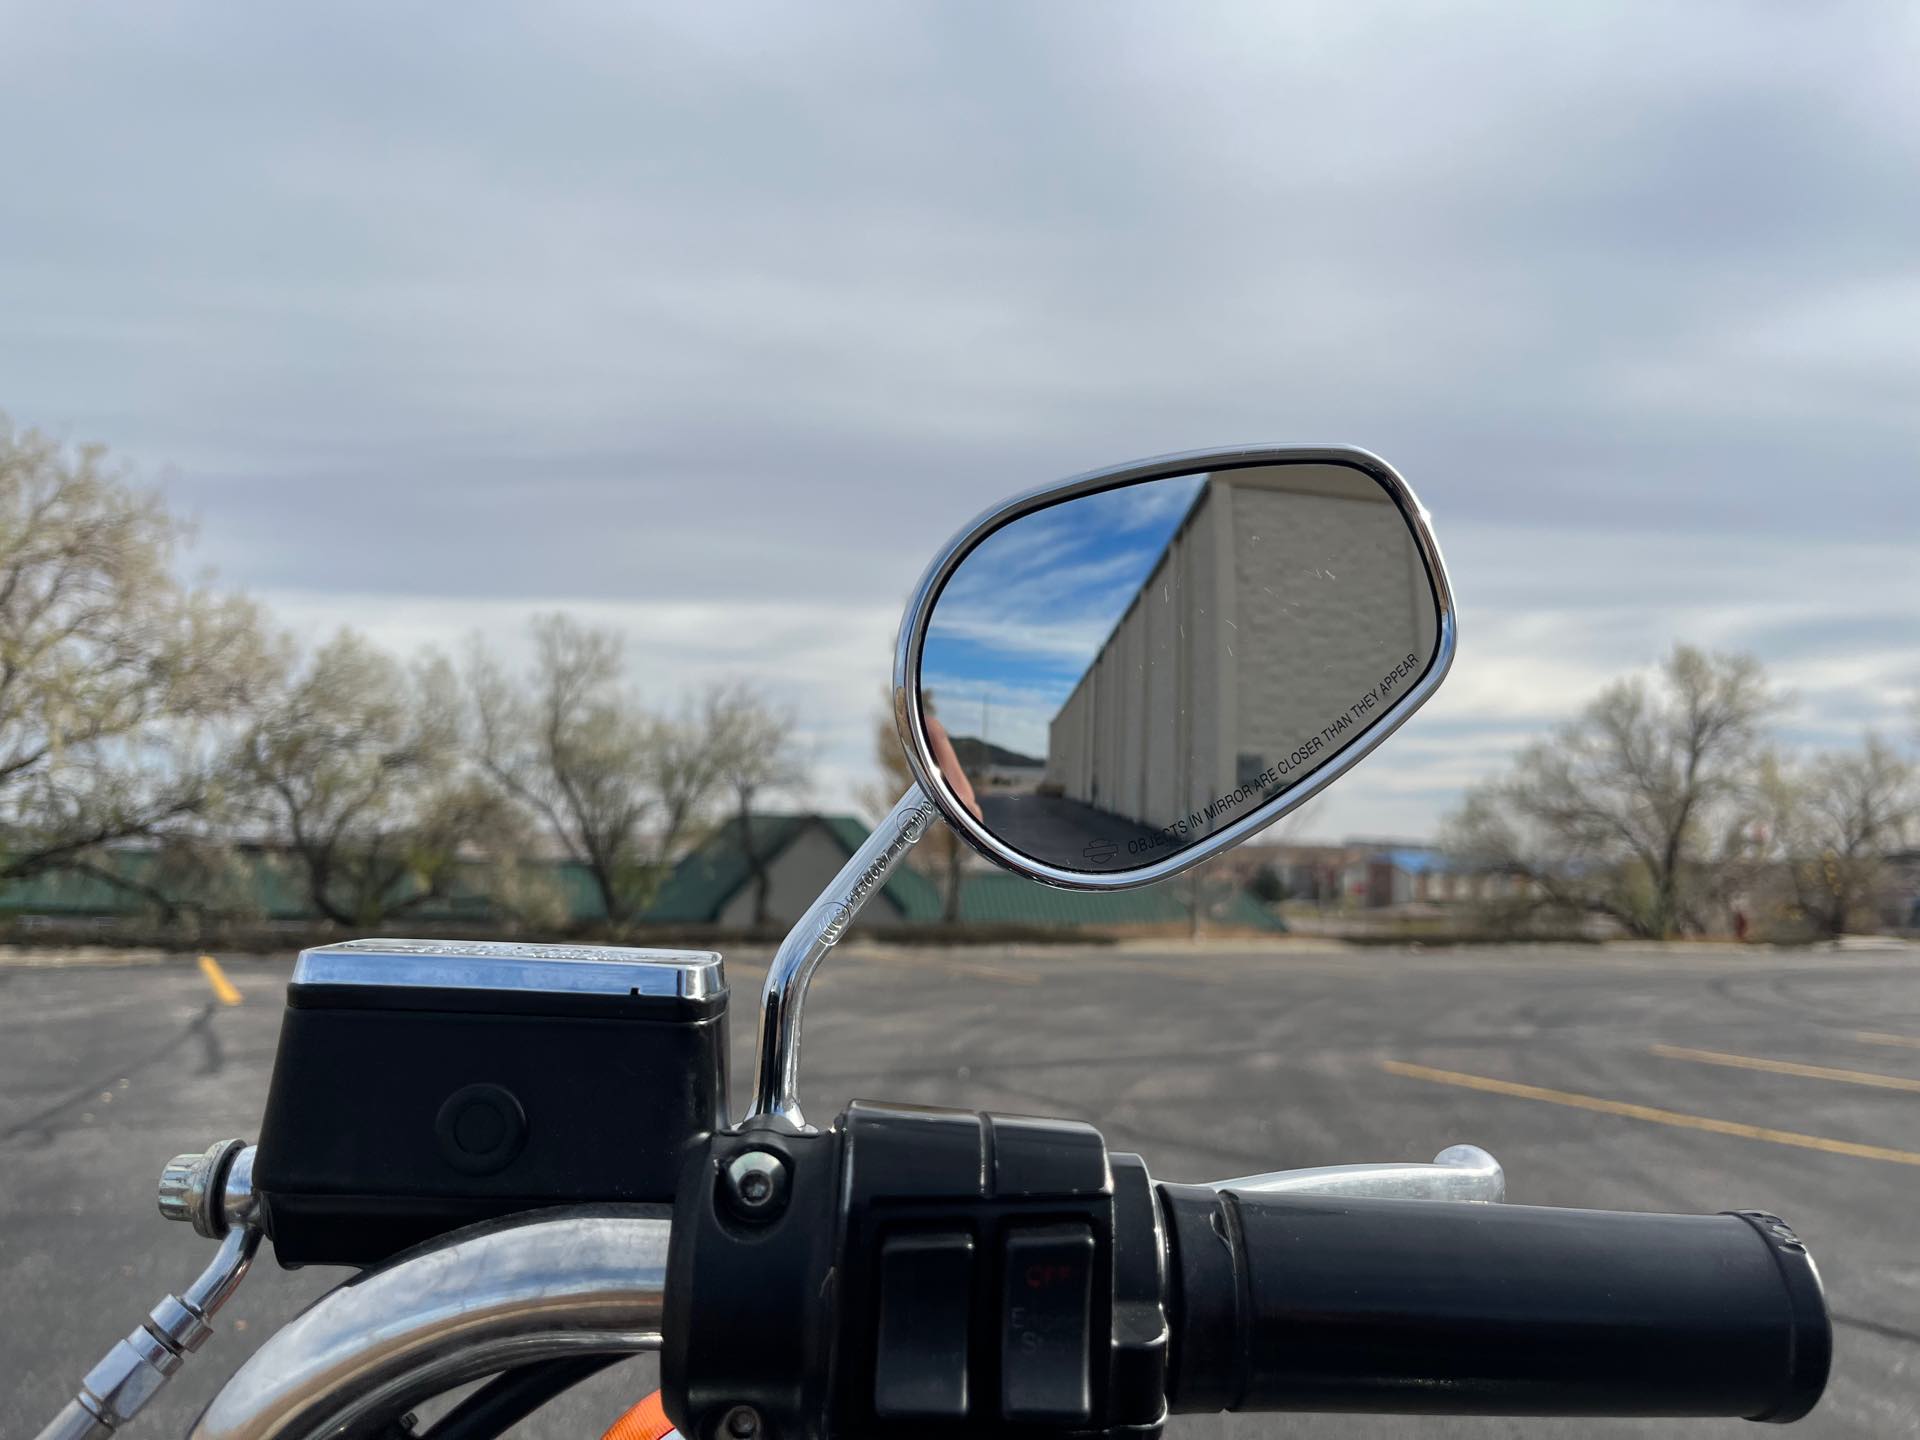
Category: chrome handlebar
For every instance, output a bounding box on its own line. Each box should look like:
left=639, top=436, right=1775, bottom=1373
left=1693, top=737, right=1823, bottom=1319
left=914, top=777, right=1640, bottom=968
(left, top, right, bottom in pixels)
left=177, top=1144, right=1496, bottom=1440
left=34, top=1138, right=1499, bottom=1440
left=189, top=1208, right=669, bottom=1440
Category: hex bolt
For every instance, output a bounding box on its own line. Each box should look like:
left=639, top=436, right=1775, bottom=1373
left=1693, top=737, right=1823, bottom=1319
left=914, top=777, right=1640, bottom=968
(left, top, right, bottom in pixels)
left=721, top=1404, right=762, bottom=1438
left=722, top=1151, right=789, bottom=1222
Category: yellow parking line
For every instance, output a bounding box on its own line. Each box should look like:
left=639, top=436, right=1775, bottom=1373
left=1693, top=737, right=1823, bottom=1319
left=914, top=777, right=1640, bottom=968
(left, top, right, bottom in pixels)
left=1856, top=1031, right=1920, bottom=1051
left=1381, top=1060, right=1920, bottom=1167
left=1650, top=1043, right=1920, bottom=1093
left=198, top=955, right=243, bottom=1006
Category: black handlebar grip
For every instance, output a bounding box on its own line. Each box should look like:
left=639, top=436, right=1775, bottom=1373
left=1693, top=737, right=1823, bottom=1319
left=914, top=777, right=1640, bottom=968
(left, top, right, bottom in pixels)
left=1158, top=1185, right=1830, bottom=1422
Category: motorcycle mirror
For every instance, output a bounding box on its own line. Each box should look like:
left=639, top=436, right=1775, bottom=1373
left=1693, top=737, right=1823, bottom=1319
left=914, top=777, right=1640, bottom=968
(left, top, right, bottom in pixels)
left=893, top=446, right=1454, bottom=887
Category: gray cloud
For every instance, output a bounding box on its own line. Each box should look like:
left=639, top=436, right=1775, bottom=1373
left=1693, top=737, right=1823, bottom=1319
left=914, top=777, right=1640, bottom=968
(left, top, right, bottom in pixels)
left=1, top=2, right=1914, bottom=835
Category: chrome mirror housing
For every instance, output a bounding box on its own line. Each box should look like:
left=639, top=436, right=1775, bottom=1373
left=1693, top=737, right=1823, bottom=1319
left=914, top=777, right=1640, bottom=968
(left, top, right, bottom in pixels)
left=893, top=445, right=1455, bottom=889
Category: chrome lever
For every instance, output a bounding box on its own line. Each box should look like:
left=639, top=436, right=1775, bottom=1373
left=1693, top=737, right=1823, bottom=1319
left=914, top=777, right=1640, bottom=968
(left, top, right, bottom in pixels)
left=1211, top=1144, right=1504, bottom=1203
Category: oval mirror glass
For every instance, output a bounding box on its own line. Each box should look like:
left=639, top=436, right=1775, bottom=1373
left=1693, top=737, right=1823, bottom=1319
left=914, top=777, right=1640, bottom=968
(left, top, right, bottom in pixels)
left=908, top=456, right=1449, bottom=881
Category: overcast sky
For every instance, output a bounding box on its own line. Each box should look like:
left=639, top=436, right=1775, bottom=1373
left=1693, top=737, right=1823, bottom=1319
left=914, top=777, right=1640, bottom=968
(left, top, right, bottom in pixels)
left=3, top=3, right=1915, bottom=841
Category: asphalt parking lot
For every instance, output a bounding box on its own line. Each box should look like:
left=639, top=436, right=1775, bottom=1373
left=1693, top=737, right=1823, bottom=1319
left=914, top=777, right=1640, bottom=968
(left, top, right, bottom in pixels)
left=5, top=941, right=1918, bottom=1438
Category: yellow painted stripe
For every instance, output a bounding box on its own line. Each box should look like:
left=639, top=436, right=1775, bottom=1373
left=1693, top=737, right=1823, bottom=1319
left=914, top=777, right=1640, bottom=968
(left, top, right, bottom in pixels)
left=1856, top=1031, right=1920, bottom=1051
left=198, top=954, right=243, bottom=1006
left=1650, top=1043, right=1920, bottom=1093
left=1381, top=1060, right=1920, bottom=1167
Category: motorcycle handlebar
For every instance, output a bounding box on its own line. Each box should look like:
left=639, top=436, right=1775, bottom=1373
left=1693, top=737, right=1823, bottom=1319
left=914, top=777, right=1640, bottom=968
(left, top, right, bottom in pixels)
left=167, top=1117, right=1836, bottom=1440
left=1158, top=1184, right=1831, bottom=1423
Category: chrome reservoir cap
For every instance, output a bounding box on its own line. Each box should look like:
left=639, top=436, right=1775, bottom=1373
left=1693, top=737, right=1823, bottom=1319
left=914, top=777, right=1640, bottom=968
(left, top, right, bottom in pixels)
left=293, top=937, right=724, bottom=1001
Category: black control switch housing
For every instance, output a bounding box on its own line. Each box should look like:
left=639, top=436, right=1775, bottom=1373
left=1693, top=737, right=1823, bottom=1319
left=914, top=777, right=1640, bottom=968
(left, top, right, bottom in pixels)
left=664, top=1101, right=1169, bottom=1440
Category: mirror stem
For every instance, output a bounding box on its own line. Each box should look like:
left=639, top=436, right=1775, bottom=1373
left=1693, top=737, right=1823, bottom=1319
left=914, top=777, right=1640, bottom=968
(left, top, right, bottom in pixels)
left=745, top=785, right=940, bottom=1129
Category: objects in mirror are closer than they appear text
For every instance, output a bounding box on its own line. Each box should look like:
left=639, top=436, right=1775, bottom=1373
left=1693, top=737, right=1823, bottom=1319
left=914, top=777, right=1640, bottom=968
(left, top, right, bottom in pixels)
left=1125, top=650, right=1424, bottom=858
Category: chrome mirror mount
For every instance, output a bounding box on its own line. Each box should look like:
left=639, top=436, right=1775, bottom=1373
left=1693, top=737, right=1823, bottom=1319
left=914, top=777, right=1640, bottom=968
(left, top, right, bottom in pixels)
left=745, top=785, right=938, bottom=1128
left=746, top=445, right=1454, bottom=1130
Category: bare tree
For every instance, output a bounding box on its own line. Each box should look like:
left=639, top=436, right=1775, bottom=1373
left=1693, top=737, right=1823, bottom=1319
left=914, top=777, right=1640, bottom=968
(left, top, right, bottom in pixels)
left=710, top=681, right=811, bottom=928
left=240, top=631, right=507, bottom=927
left=1447, top=645, right=1778, bottom=939
left=469, top=615, right=725, bottom=928
left=1757, top=736, right=1916, bottom=937
left=0, top=421, right=270, bottom=893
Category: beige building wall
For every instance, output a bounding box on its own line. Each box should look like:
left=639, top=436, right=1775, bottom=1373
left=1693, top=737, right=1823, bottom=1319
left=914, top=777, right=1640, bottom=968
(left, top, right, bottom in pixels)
left=1227, top=468, right=1437, bottom=792
left=1047, top=465, right=1437, bottom=838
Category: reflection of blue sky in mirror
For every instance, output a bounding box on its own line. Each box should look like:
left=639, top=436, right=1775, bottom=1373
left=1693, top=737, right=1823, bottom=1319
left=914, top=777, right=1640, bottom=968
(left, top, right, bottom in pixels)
left=922, top=474, right=1204, bottom=758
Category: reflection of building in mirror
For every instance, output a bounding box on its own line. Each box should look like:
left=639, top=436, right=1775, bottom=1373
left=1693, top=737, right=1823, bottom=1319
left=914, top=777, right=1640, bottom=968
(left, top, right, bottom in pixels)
left=1047, top=464, right=1438, bottom=852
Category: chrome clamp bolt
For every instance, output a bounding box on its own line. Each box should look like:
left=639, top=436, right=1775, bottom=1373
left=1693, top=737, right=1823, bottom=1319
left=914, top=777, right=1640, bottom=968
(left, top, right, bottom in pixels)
left=722, top=1151, right=789, bottom=1222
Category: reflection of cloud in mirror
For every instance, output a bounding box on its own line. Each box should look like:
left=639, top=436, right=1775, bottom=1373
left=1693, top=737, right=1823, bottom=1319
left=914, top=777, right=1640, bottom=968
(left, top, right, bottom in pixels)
left=922, top=612, right=1115, bottom=668
left=922, top=473, right=1204, bottom=720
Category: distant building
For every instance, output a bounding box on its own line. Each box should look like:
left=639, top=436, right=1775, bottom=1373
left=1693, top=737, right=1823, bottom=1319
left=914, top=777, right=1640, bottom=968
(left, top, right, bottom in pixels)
left=946, top=736, right=1048, bottom=796
left=646, top=814, right=930, bottom=928
left=1223, top=838, right=1533, bottom=909
left=1882, top=849, right=1920, bottom=930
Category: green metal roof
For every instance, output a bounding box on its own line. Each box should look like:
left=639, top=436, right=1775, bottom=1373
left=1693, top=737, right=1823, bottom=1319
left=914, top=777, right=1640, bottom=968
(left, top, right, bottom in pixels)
left=0, top=848, right=314, bottom=920
left=0, top=815, right=1284, bottom=934
left=647, top=814, right=805, bottom=923
left=643, top=813, right=1283, bottom=931
left=645, top=814, right=934, bottom=924
left=0, top=846, right=606, bottom=925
